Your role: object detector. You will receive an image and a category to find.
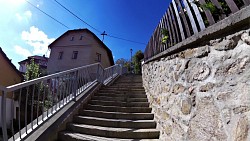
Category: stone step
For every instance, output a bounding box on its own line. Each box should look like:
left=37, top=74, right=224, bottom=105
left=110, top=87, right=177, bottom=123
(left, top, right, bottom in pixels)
left=59, top=131, right=159, bottom=141
left=80, top=110, right=154, bottom=120
left=96, top=93, right=147, bottom=98
left=113, top=82, right=142, bottom=84
left=92, top=96, right=148, bottom=102
left=106, top=86, right=144, bottom=89
left=102, top=88, right=145, bottom=91
left=89, top=100, right=149, bottom=107
left=98, top=91, right=146, bottom=95
left=59, top=132, right=160, bottom=141
left=99, top=89, right=145, bottom=92
left=73, top=116, right=156, bottom=128
left=86, top=104, right=152, bottom=113
left=67, top=124, right=159, bottom=139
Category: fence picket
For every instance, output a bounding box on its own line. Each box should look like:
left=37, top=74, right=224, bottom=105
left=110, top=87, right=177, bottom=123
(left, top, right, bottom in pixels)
left=199, top=0, right=215, bottom=25
left=182, top=0, right=198, bottom=33
left=189, top=0, right=206, bottom=30
left=172, top=0, right=185, bottom=40
left=210, top=0, right=226, bottom=19
left=224, top=0, right=239, bottom=13
left=169, top=4, right=181, bottom=43
left=167, top=9, right=177, bottom=44
left=175, top=0, right=192, bottom=37
left=144, top=0, right=249, bottom=61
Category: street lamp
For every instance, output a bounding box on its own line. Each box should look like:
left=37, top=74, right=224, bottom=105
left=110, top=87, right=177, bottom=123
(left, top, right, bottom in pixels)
left=130, top=49, right=133, bottom=73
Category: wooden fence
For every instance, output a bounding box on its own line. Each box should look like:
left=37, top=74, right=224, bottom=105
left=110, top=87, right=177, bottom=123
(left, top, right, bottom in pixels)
left=144, top=0, right=250, bottom=61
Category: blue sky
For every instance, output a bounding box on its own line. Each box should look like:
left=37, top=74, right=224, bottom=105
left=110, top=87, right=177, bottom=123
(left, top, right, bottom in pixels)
left=0, top=0, right=169, bottom=68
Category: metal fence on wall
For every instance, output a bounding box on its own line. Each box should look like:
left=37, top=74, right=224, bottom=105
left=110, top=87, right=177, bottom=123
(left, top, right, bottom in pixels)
left=144, top=0, right=250, bottom=60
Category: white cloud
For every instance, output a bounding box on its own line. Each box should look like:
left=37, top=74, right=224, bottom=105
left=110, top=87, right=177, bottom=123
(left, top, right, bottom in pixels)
left=15, top=13, right=22, bottom=21
left=24, top=10, right=32, bottom=18
left=21, top=26, right=55, bottom=56
left=14, top=45, right=32, bottom=57
left=15, top=10, right=32, bottom=21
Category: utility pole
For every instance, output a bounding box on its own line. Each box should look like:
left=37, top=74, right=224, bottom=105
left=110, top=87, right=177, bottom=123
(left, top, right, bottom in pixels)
left=101, top=31, right=107, bottom=42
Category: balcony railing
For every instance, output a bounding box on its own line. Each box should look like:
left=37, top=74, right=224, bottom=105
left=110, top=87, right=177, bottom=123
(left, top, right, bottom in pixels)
left=0, top=63, right=122, bottom=141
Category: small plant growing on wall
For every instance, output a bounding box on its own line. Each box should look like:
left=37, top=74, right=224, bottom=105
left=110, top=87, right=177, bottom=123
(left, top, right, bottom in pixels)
left=161, top=28, right=169, bottom=45
left=194, top=0, right=234, bottom=15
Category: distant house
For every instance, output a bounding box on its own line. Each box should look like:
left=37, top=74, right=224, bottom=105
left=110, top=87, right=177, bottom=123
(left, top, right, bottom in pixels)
left=0, top=47, right=23, bottom=87
left=0, top=47, right=23, bottom=128
left=47, top=29, right=114, bottom=74
left=18, top=55, right=48, bottom=75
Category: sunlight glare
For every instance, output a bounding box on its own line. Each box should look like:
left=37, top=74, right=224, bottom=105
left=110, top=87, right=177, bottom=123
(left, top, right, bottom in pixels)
left=0, top=0, right=25, bottom=6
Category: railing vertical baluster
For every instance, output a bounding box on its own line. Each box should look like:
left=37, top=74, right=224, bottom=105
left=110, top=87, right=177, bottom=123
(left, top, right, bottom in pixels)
left=51, top=79, right=54, bottom=114
left=25, top=86, right=29, bottom=134
left=169, top=4, right=181, bottom=43
left=55, top=77, right=59, bottom=111
left=199, top=0, right=215, bottom=25
left=172, top=0, right=185, bottom=40
left=1, top=90, right=8, bottom=141
left=189, top=0, right=206, bottom=30
left=47, top=81, right=50, bottom=118
left=42, top=82, right=46, bottom=121
left=182, top=0, right=198, bottom=33
left=167, top=9, right=177, bottom=45
left=66, top=74, right=70, bottom=101
left=175, top=0, right=192, bottom=37
left=36, top=82, right=41, bottom=125
left=11, top=93, right=15, bottom=141
left=31, top=84, right=35, bottom=129
left=58, top=77, right=63, bottom=108
left=61, top=77, right=65, bottom=106
left=18, top=89, right=22, bottom=139
left=224, top=0, right=239, bottom=13
left=74, top=71, right=78, bottom=101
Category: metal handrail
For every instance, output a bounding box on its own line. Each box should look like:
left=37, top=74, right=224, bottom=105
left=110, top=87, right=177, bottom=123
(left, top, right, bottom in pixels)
left=0, top=63, right=122, bottom=141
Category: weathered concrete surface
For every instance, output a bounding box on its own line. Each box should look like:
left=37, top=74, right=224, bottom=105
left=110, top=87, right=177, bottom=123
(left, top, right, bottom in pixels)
left=142, top=29, right=250, bottom=141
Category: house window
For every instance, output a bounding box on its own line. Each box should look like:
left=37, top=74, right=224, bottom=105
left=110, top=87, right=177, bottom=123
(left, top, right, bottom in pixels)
left=70, top=36, right=74, bottom=41
left=96, top=53, right=101, bottom=62
left=58, top=52, right=63, bottom=60
left=72, top=51, right=78, bottom=59
left=80, top=35, right=83, bottom=40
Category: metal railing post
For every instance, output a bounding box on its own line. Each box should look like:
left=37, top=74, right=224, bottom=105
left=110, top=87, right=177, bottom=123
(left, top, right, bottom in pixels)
left=73, top=70, right=78, bottom=102
left=112, top=67, right=114, bottom=79
left=1, top=90, right=8, bottom=141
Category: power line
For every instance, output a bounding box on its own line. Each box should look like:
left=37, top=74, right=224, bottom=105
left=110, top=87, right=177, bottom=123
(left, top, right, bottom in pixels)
left=25, top=0, right=69, bottom=29
left=107, top=35, right=147, bottom=45
left=53, top=0, right=147, bottom=45
left=28, top=0, right=147, bottom=45
left=54, top=0, right=102, bottom=33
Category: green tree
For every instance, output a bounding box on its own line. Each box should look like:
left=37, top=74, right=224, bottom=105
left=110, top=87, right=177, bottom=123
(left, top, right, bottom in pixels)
left=24, top=59, right=40, bottom=80
left=133, top=50, right=144, bottom=74
left=115, top=58, right=131, bottom=73
left=115, top=58, right=127, bottom=67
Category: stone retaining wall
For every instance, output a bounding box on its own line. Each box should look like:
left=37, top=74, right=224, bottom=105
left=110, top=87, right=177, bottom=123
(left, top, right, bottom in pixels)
left=142, top=28, right=250, bottom=141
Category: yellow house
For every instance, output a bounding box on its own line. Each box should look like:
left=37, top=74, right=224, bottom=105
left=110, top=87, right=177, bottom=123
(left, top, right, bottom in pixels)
left=0, top=47, right=23, bottom=97
left=0, top=47, right=23, bottom=128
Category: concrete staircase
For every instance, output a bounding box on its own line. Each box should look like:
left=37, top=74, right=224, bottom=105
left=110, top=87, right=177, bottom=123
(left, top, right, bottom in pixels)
left=58, top=75, right=159, bottom=141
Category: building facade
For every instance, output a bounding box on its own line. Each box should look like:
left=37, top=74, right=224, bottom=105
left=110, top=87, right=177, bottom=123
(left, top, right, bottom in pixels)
left=0, top=47, right=23, bottom=128
left=18, top=55, right=48, bottom=75
left=47, top=29, right=114, bottom=74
